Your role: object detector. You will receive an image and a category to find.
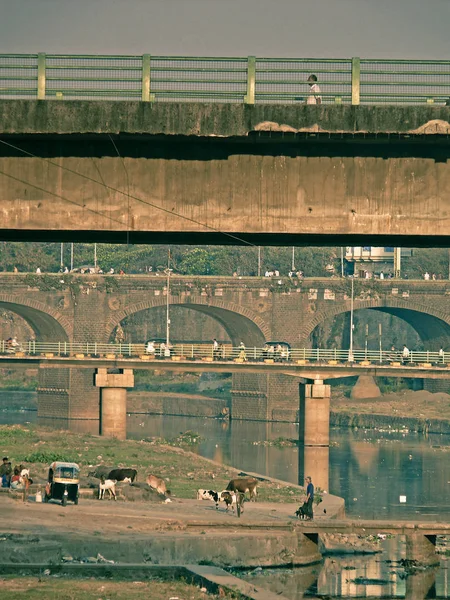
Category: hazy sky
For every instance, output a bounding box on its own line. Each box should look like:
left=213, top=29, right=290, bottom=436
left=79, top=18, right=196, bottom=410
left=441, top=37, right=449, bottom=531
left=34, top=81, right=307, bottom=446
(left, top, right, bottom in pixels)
left=0, top=0, right=449, bottom=59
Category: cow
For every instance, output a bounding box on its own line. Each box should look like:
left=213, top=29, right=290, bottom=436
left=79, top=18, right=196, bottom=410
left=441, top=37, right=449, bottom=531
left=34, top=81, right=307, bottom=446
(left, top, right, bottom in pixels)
left=197, top=489, right=219, bottom=503
left=107, top=468, right=137, bottom=483
left=147, top=474, right=170, bottom=496
left=226, top=477, right=258, bottom=501
left=196, top=489, right=243, bottom=514
left=88, top=466, right=115, bottom=479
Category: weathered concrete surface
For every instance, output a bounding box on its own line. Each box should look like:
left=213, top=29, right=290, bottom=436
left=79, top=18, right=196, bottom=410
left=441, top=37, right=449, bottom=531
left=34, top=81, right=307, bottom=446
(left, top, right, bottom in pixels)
left=350, top=375, right=382, bottom=399
left=1, top=151, right=450, bottom=241
left=0, top=100, right=449, bottom=135
left=0, top=102, right=449, bottom=243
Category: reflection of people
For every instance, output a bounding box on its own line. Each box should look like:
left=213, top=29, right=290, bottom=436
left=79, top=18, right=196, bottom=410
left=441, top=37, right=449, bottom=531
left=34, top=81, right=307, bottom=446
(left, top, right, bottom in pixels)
left=304, top=476, right=315, bottom=520
left=307, top=74, right=322, bottom=105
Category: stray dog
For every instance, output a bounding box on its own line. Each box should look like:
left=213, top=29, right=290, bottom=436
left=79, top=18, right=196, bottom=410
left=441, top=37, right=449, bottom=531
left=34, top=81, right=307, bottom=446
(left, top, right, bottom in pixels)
left=295, top=502, right=309, bottom=520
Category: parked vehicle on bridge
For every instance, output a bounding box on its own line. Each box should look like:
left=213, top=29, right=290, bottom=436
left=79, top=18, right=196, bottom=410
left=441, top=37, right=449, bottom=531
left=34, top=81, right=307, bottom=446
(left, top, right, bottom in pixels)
left=44, top=461, right=80, bottom=506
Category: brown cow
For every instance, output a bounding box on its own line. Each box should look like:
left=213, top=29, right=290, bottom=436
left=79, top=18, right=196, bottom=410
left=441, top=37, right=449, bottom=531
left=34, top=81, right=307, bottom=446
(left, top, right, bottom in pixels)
left=146, top=474, right=170, bottom=496
left=226, top=477, right=258, bottom=501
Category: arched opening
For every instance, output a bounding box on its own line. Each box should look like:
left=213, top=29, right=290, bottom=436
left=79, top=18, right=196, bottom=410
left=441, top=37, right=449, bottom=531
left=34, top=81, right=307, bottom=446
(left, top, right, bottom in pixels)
left=0, top=301, right=70, bottom=341
left=311, top=306, right=450, bottom=353
left=107, top=300, right=270, bottom=420
left=0, top=300, right=72, bottom=428
left=310, top=304, right=450, bottom=395
left=107, top=300, right=269, bottom=347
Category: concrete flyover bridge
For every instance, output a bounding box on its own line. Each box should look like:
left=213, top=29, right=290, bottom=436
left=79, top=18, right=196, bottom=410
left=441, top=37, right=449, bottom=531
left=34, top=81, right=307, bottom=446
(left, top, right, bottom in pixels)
left=0, top=53, right=449, bottom=245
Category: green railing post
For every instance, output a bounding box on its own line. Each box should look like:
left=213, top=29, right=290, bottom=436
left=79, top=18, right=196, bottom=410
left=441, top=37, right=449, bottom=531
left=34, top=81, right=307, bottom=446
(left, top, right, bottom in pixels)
left=37, top=52, right=46, bottom=100
left=351, top=56, right=360, bottom=105
left=142, top=54, right=154, bottom=102
left=244, top=55, right=256, bottom=105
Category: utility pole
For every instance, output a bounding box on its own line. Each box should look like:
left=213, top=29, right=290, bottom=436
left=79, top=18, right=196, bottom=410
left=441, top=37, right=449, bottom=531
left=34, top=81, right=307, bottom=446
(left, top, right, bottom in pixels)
left=348, top=277, right=354, bottom=362
left=166, top=249, right=172, bottom=347
left=394, top=247, right=401, bottom=278
left=60, top=243, right=64, bottom=270
left=70, top=243, right=74, bottom=271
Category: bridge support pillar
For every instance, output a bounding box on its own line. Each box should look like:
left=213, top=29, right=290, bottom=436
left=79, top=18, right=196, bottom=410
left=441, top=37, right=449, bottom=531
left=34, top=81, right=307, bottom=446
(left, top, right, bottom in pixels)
left=298, top=380, right=330, bottom=493
left=95, top=369, right=134, bottom=439
left=405, top=534, right=438, bottom=566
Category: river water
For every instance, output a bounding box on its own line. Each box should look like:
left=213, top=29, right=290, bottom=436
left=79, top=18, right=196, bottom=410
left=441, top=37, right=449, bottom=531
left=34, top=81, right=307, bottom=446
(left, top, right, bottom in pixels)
left=2, top=399, right=450, bottom=598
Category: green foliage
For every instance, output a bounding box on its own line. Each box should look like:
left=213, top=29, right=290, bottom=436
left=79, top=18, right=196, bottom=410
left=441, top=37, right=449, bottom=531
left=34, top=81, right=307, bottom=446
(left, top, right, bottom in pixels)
left=22, top=451, right=76, bottom=463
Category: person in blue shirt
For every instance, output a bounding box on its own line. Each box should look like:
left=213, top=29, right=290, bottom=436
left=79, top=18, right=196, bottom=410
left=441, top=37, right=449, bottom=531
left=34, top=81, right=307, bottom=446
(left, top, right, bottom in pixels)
left=305, top=476, right=314, bottom=520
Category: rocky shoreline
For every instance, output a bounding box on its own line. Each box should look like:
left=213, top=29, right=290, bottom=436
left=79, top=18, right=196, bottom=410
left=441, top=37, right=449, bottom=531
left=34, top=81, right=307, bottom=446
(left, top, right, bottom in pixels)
left=330, top=411, right=450, bottom=435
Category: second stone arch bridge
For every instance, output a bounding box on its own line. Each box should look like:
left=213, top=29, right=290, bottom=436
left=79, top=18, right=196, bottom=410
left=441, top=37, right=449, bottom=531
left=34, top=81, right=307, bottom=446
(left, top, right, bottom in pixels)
left=1, top=273, right=450, bottom=427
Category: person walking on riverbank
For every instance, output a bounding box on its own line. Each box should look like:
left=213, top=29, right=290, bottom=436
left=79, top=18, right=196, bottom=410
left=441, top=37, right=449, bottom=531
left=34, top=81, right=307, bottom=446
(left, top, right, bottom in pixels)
left=305, top=476, right=315, bottom=520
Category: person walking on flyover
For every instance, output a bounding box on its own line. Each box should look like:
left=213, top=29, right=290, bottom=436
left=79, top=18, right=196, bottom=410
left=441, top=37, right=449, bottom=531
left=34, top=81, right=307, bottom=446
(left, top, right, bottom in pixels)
left=305, top=476, right=315, bottom=520
left=307, top=75, right=322, bottom=105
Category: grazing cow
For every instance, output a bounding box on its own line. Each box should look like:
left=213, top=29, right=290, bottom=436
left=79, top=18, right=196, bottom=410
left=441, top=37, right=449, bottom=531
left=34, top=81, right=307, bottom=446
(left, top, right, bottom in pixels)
left=146, top=474, right=169, bottom=496
left=197, top=489, right=219, bottom=503
left=218, top=490, right=237, bottom=512
left=226, top=477, right=258, bottom=501
left=88, top=466, right=115, bottom=479
left=196, top=489, right=243, bottom=514
left=99, top=478, right=117, bottom=500
left=107, top=468, right=137, bottom=483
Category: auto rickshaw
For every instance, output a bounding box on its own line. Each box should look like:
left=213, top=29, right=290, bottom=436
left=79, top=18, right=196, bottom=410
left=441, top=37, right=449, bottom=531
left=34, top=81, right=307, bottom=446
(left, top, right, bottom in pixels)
left=44, top=461, right=80, bottom=506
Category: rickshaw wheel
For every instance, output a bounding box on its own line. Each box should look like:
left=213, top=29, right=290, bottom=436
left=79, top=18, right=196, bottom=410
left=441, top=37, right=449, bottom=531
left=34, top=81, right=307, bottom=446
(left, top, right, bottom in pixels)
left=61, top=496, right=67, bottom=507
left=43, top=494, right=48, bottom=503
left=74, top=497, right=79, bottom=505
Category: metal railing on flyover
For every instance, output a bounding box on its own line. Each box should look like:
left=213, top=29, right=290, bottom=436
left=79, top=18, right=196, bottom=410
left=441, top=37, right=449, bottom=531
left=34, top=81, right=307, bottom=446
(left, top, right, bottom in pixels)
left=1, top=53, right=449, bottom=106
left=0, top=341, right=449, bottom=367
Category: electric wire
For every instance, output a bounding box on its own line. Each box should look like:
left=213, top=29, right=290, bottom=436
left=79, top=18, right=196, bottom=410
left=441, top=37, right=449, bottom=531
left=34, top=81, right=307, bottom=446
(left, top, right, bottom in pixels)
left=0, top=138, right=256, bottom=247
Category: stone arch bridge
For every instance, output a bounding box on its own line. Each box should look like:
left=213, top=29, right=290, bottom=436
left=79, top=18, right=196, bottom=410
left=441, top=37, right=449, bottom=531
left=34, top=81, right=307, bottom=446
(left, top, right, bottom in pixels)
left=1, top=273, right=449, bottom=427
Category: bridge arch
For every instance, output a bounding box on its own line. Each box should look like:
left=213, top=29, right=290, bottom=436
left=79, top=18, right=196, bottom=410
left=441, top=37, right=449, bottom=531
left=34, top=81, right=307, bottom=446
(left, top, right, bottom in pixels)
left=0, top=295, right=71, bottom=341
left=105, top=296, right=271, bottom=346
left=299, top=296, right=450, bottom=347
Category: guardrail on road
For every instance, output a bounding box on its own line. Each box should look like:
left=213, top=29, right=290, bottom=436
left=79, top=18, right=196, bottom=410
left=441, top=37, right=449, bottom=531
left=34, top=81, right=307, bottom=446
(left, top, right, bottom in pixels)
left=1, top=53, right=449, bottom=106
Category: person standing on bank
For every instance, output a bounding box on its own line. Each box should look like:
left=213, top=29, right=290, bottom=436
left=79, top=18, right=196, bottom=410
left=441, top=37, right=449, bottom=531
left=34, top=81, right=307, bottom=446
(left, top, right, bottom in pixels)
left=305, top=476, right=315, bottom=520
left=307, top=75, right=322, bottom=105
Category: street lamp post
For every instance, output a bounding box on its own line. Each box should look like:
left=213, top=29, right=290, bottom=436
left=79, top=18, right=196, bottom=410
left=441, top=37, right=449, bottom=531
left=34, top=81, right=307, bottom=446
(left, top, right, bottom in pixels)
left=165, top=250, right=172, bottom=348
left=70, top=243, right=74, bottom=271
left=348, top=277, right=355, bottom=362
left=94, top=243, right=97, bottom=270
left=291, top=246, right=295, bottom=271
left=378, top=323, right=382, bottom=363
left=60, top=243, right=64, bottom=270
left=258, top=247, right=261, bottom=277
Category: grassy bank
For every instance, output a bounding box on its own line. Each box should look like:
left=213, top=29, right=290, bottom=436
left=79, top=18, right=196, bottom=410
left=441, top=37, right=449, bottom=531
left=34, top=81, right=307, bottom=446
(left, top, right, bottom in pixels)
left=0, top=425, right=302, bottom=502
left=1, top=577, right=232, bottom=600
